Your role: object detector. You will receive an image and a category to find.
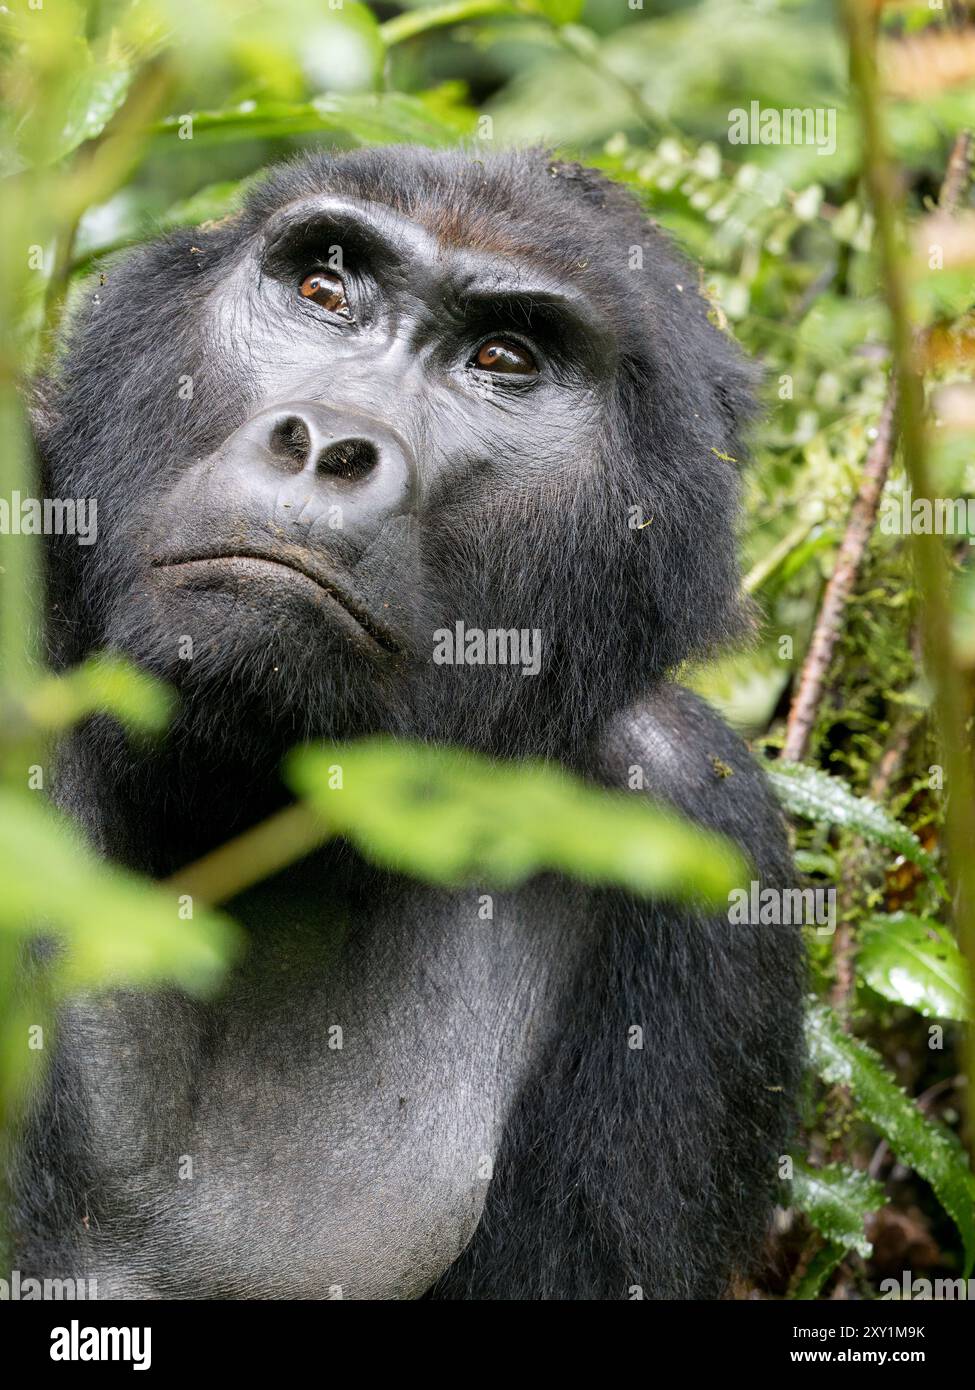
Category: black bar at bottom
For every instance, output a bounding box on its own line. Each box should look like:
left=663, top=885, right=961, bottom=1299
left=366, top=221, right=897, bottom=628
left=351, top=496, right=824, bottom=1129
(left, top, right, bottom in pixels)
left=4, top=1294, right=970, bottom=1373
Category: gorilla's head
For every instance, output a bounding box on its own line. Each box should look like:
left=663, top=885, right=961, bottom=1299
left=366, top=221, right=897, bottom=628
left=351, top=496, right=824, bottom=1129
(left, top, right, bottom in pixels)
left=41, top=148, right=754, bottom=769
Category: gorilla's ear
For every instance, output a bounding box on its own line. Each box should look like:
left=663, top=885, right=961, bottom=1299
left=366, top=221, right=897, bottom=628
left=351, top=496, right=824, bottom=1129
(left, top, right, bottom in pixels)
left=711, top=356, right=762, bottom=458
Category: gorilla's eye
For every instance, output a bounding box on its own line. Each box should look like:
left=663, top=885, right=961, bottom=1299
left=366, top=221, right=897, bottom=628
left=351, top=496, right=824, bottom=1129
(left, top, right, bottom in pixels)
left=299, top=270, right=352, bottom=320
left=472, top=338, right=538, bottom=376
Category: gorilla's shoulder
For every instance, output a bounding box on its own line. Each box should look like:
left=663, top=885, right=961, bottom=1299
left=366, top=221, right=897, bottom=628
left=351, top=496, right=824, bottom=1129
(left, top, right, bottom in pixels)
left=595, top=683, right=789, bottom=860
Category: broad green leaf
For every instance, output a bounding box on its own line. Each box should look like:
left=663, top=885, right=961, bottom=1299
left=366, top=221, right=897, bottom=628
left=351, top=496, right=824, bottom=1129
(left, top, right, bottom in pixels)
left=22, top=652, right=174, bottom=735
left=790, top=1158, right=887, bottom=1258
left=806, top=1001, right=975, bottom=1273
left=858, top=913, right=972, bottom=1022
left=56, top=58, right=133, bottom=162
left=0, top=789, right=238, bottom=993
left=286, top=739, right=746, bottom=903
left=150, top=92, right=469, bottom=149
left=769, top=762, right=945, bottom=893
left=2, top=29, right=133, bottom=169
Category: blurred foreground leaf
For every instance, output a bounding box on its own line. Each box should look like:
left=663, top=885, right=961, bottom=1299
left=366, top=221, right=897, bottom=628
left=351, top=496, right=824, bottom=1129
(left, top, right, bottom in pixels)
left=287, top=738, right=746, bottom=903
left=56, top=55, right=135, bottom=164
left=150, top=91, right=472, bottom=148
left=0, top=789, right=237, bottom=992
left=22, top=652, right=174, bottom=736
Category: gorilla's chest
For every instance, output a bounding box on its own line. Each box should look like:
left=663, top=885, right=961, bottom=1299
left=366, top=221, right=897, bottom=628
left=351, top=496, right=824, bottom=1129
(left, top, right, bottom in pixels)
left=57, top=873, right=581, bottom=1298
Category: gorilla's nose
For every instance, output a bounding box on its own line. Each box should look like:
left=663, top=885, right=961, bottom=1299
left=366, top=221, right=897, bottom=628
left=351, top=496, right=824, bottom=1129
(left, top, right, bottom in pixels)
left=272, top=418, right=379, bottom=481
left=220, top=401, right=417, bottom=545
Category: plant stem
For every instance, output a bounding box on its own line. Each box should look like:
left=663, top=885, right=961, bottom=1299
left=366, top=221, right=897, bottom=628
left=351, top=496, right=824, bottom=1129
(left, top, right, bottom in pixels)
left=844, top=0, right=975, bottom=1154
left=380, top=0, right=518, bottom=48
left=164, top=802, right=329, bottom=906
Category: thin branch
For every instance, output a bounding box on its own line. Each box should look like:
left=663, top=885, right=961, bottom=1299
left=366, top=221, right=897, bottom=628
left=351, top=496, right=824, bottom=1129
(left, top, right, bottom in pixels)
left=781, top=389, right=898, bottom=763
left=939, top=128, right=973, bottom=211
left=781, top=128, right=973, bottom=766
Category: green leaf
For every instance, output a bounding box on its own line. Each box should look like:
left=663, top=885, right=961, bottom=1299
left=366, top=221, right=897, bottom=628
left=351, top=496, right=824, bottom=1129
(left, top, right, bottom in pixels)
left=286, top=738, right=747, bottom=903
left=794, top=849, right=838, bottom=878
left=859, top=913, right=972, bottom=1022
left=790, top=1241, right=846, bottom=1300
left=56, top=58, right=133, bottom=161
left=158, top=180, right=249, bottom=229
left=23, top=652, right=174, bottom=735
left=0, top=790, right=238, bottom=993
left=769, top=762, right=946, bottom=893
left=790, top=1158, right=887, bottom=1258
left=806, top=1001, right=975, bottom=1273
left=523, top=0, right=585, bottom=23
left=150, top=92, right=469, bottom=149
left=7, top=38, right=134, bottom=169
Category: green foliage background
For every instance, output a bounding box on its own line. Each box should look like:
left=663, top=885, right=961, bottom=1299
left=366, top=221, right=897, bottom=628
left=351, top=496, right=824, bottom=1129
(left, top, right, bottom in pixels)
left=2, top=0, right=975, bottom=1299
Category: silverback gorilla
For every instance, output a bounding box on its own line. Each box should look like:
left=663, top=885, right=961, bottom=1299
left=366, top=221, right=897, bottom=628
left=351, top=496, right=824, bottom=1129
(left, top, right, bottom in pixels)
left=16, top=147, right=804, bottom=1299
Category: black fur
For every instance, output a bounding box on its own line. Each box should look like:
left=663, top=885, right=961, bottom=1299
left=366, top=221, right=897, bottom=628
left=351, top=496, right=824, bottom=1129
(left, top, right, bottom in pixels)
left=15, top=147, right=804, bottom=1300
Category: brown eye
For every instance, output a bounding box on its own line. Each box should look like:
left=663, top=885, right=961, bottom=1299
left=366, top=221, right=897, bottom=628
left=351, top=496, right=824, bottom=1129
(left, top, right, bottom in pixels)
left=473, top=338, right=538, bottom=375
left=299, top=270, right=351, bottom=319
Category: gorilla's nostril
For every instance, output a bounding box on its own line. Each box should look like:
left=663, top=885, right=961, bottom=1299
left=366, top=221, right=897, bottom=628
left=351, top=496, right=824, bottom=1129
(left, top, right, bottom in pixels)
left=269, top=416, right=312, bottom=468
left=315, top=438, right=379, bottom=482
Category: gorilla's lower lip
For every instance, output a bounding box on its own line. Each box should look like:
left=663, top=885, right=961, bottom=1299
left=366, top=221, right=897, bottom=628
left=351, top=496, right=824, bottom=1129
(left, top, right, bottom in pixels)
left=152, top=551, right=402, bottom=655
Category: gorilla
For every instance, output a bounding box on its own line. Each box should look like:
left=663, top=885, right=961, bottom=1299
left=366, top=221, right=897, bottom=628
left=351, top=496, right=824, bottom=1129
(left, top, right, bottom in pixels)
left=14, top=146, right=804, bottom=1300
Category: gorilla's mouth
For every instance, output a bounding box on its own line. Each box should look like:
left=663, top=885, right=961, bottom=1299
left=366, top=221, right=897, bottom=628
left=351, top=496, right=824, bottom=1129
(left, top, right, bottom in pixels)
left=152, top=549, right=403, bottom=656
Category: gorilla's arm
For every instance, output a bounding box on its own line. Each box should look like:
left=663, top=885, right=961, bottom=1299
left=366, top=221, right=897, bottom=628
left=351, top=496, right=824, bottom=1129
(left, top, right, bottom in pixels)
left=432, top=682, right=804, bottom=1300
left=13, top=686, right=801, bottom=1300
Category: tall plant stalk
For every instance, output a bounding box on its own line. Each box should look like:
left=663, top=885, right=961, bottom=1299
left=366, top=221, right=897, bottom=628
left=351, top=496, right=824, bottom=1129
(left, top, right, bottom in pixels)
left=843, top=0, right=975, bottom=1154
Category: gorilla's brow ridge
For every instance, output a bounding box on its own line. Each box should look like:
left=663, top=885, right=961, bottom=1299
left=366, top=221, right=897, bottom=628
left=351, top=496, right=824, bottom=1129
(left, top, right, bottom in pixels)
left=261, top=194, right=613, bottom=359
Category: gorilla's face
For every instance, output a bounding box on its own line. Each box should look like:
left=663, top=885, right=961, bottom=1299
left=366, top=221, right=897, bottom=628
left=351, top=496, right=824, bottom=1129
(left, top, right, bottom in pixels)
left=146, top=193, right=614, bottom=684
left=43, top=149, right=750, bottom=765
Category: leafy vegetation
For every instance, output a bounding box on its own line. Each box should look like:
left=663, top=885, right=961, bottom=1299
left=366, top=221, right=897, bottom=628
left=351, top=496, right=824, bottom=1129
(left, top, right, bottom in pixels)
left=2, top=0, right=975, bottom=1297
